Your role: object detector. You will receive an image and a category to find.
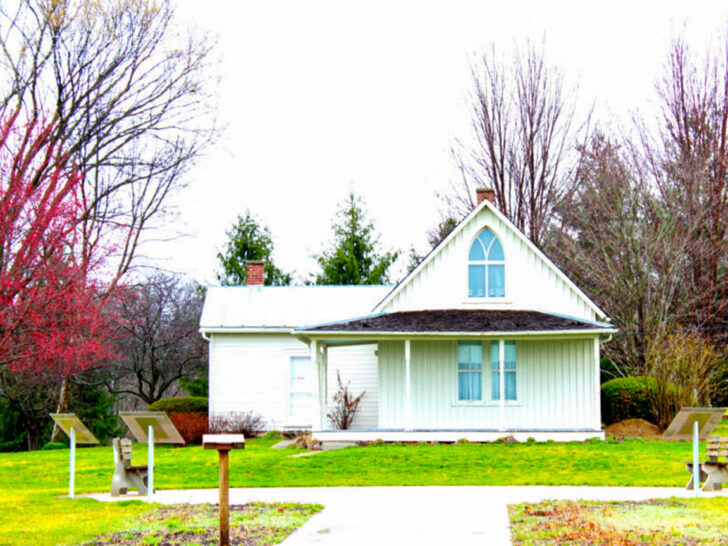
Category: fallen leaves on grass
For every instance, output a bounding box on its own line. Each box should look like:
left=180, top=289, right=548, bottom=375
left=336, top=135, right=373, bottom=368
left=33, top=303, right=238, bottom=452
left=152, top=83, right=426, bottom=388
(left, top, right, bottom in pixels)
left=510, top=500, right=713, bottom=545
left=84, top=502, right=322, bottom=546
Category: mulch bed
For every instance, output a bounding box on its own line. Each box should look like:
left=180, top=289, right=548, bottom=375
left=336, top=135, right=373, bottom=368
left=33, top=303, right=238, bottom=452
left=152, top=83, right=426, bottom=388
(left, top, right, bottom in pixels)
left=604, top=418, right=662, bottom=439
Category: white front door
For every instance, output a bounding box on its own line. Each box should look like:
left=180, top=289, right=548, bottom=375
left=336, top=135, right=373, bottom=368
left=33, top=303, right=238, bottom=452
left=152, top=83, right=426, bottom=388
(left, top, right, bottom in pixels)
left=289, top=356, right=313, bottom=426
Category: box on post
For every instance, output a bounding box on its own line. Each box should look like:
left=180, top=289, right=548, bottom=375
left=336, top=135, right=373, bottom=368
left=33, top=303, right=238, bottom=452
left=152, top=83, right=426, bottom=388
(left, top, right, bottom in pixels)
left=204, top=434, right=245, bottom=546
left=49, top=413, right=99, bottom=499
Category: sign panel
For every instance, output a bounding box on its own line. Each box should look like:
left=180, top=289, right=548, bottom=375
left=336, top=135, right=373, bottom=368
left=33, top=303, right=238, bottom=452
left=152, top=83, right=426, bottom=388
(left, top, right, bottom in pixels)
left=662, top=407, right=727, bottom=441
left=119, top=411, right=185, bottom=444
left=50, top=413, right=99, bottom=444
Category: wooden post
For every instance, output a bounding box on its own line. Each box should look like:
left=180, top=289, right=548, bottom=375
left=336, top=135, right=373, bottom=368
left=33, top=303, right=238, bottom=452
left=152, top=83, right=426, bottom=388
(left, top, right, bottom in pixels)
left=310, top=340, right=321, bottom=430
left=219, top=448, right=230, bottom=545
left=203, top=434, right=245, bottom=546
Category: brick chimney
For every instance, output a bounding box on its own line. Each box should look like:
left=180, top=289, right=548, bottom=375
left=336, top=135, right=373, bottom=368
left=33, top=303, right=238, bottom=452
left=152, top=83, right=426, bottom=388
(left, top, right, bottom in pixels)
left=476, top=188, right=496, bottom=206
left=246, top=260, right=264, bottom=286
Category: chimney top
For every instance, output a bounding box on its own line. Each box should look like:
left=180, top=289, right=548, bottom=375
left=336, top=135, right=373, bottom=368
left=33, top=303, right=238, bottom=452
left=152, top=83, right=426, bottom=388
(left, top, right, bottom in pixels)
left=476, top=188, right=496, bottom=206
left=246, top=260, right=264, bottom=286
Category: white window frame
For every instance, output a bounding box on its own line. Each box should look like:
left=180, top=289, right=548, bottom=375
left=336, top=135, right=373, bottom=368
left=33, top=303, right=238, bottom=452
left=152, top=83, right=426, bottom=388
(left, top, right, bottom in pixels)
left=456, top=340, right=483, bottom=403
left=467, top=227, right=506, bottom=300
left=489, top=339, right=517, bottom=404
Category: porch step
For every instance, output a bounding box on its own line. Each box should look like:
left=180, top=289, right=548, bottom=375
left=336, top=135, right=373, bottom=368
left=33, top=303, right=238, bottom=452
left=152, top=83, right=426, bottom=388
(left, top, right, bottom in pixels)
left=321, top=441, right=358, bottom=451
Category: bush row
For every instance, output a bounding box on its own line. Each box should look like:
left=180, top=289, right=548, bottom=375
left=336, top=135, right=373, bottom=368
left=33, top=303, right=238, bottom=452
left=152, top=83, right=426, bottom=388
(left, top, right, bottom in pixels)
left=600, top=377, right=658, bottom=425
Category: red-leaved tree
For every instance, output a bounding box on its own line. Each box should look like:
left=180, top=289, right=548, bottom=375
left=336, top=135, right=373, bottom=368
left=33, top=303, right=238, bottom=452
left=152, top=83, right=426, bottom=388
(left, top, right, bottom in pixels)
left=0, top=110, right=120, bottom=448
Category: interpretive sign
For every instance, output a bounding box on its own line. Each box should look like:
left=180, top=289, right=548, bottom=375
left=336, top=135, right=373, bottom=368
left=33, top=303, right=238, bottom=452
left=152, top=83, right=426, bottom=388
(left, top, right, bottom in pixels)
left=49, top=413, right=98, bottom=499
left=50, top=413, right=99, bottom=444
left=119, top=412, right=184, bottom=501
left=119, top=411, right=184, bottom=444
left=663, top=407, right=727, bottom=441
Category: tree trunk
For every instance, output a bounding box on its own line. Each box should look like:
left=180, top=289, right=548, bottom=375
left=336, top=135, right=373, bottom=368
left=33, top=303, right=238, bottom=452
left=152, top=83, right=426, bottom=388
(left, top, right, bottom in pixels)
left=50, top=378, right=71, bottom=443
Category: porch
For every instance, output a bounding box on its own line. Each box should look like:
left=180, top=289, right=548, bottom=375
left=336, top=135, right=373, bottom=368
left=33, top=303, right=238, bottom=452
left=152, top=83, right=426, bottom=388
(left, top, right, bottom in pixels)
left=297, top=309, right=616, bottom=442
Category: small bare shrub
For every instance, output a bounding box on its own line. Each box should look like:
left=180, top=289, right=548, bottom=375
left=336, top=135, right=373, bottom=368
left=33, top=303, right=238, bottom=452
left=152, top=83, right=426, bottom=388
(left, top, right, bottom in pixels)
left=209, top=411, right=266, bottom=438
left=645, top=330, right=727, bottom=430
left=327, top=371, right=365, bottom=430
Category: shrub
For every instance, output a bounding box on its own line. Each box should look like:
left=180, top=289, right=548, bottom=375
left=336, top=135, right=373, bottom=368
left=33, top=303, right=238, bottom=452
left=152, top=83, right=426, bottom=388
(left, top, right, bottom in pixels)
left=601, top=377, right=658, bottom=425
left=326, top=371, right=365, bottom=430
left=41, top=442, right=67, bottom=450
left=147, top=397, right=209, bottom=445
left=209, top=411, right=266, bottom=438
left=168, top=412, right=208, bottom=445
left=147, top=396, right=208, bottom=414
left=0, top=433, right=27, bottom=453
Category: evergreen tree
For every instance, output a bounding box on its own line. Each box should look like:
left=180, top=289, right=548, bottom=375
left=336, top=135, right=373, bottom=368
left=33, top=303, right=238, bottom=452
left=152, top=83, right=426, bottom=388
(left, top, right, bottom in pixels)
left=314, top=193, right=398, bottom=285
left=216, top=212, right=291, bottom=286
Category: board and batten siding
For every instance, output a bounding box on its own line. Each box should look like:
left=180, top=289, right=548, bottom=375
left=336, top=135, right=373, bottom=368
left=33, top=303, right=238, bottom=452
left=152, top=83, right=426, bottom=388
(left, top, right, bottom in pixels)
left=208, top=333, right=378, bottom=429
left=378, top=338, right=600, bottom=431
left=380, top=205, right=598, bottom=321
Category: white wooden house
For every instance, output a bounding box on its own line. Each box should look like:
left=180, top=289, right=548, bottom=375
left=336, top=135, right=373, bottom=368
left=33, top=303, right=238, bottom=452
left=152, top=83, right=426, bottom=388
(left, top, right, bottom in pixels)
left=200, top=190, right=617, bottom=442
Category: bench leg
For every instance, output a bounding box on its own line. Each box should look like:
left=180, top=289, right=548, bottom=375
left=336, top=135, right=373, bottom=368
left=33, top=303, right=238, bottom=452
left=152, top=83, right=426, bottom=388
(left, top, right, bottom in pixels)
left=685, top=463, right=708, bottom=490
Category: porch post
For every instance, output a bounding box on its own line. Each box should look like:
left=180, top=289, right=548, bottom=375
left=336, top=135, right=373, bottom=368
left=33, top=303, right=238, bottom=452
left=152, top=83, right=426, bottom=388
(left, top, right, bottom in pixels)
left=310, top=339, right=321, bottom=430
left=404, top=339, right=412, bottom=430
left=499, top=340, right=505, bottom=432
left=321, top=344, right=328, bottom=429
left=593, top=337, right=601, bottom=429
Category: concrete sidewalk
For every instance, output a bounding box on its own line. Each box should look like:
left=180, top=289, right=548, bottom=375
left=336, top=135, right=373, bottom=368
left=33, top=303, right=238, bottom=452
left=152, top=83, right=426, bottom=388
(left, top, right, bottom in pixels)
left=86, top=486, right=727, bottom=545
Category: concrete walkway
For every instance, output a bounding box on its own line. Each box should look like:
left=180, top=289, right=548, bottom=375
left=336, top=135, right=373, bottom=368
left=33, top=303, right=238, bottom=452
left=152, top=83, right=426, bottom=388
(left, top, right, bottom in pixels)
left=87, top=486, right=727, bottom=545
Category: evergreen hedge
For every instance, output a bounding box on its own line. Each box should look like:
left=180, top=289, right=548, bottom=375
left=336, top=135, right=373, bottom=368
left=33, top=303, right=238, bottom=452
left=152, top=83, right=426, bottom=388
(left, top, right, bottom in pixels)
left=147, top=396, right=208, bottom=414
left=601, top=377, right=658, bottom=425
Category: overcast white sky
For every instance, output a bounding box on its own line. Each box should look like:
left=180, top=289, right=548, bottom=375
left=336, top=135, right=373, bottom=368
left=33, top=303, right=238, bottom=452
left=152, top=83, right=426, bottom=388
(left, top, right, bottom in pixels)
left=149, top=1, right=728, bottom=285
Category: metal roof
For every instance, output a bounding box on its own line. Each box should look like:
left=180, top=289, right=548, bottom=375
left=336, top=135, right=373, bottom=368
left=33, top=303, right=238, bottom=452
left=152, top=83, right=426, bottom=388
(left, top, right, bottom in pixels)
left=199, top=285, right=392, bottom=330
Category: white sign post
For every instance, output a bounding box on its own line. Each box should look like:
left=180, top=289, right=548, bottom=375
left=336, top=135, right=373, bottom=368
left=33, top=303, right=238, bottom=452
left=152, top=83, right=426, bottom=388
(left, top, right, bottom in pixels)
left=148, top=425, right=155, bottom=502
left=49, top=414, right=99, bottom=499
left=693, top=420, right=700, bottom=495
left=69, top=427, right=76, bottom=498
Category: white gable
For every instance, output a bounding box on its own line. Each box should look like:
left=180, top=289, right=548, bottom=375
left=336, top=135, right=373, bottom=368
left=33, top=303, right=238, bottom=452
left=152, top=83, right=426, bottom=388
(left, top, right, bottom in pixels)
left=376, top=201, right=606, bottom=322
left=200, top=285, right=391, bottom=330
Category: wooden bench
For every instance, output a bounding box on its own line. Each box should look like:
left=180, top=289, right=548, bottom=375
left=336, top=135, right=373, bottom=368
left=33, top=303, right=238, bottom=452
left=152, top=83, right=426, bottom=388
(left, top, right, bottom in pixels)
left=111, top=438, right=153, bottom=496
left=685, top=437, right=728, bottom=491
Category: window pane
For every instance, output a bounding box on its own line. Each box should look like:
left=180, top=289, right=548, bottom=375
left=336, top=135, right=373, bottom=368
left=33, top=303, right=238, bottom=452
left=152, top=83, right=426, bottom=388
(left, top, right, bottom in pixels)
left=459, top=371, right=482, bottom=400
left=491, top=371, right=500, bottom=400
left=505, top=371, right=517, bottom=400
left=504, top=341, right=516, bottom=370
left=468, top=265, right=485, bottom=297
left=491, top=341, right=499, bottom=370
left=468, top=239, right=485, bottom=261
left=458, top=341, right=481, bottom=370
left=488, top=264, right=505, bottom=297
left=488, top=238, right=504, bottom=260
left=478, top=229, right=495, bottom=251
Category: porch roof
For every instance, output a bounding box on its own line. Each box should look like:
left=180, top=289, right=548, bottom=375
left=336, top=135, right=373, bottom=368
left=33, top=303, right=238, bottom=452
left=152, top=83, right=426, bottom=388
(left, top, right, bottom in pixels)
left=296, top=309, right=617, bottom=339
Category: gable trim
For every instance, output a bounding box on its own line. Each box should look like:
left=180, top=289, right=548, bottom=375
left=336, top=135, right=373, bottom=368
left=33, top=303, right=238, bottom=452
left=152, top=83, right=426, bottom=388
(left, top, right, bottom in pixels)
left=374, top=199, right=609, bottom=320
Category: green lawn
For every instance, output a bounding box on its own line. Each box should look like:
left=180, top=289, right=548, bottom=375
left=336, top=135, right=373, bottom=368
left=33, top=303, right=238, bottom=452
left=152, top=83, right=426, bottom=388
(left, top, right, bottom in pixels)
left=0, top=434, right=720, bottom=544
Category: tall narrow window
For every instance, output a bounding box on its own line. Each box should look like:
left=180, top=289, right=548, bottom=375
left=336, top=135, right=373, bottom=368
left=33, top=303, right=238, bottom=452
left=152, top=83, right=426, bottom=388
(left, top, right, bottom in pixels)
left=491, top=340, right=517, bottom=401
left=458, top=341, right=482, bottom=401
left=468, top=228, right=505, bottom=297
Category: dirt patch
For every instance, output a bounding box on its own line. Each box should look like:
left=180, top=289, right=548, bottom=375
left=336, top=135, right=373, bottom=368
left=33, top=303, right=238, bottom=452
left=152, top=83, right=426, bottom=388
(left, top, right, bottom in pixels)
left=605, top=418, right=662, bottom=439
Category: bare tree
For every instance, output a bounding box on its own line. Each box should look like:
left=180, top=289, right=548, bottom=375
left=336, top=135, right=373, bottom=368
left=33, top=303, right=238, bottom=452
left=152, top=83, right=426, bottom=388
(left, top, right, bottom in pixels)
left=452, top=42, right=587, bottom=246
left=0, top=0, right=217, bottom=285
left=104, top=274, right=207, bottom=405
left=638, top=33, right=728, bottom=341
left=551, top=133, right=692, bottom=376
